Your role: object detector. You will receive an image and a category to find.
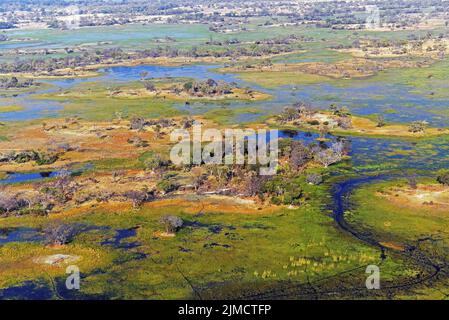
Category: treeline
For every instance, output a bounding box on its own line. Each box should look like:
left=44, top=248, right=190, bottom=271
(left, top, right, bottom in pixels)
left=0, top=76, right=35, bottom=89
left=0, top=42, right=298, bottom=74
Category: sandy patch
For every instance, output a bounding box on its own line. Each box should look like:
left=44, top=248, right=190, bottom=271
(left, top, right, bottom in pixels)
left=378, top=184, right=449, bottom=212
left=33, top=254, right=81, bottom=266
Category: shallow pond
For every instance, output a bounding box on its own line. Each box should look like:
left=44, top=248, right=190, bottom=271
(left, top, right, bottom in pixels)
left=0, top=227, right=44, bottom=245
left=1, top=63, right=449, bottom=126
left=0, top=171, right=60, bottom=185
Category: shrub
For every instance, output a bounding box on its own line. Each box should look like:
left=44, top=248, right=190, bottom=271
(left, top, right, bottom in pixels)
left=35, top=152, right=58, bottom=165
left=130, top=117, right=147, bottom=131
left=407, top=174, right=418, bottom=189
left=307, top=120, right=320, bottom=126
left=159, top=215, right=183, bottom=234
left=0, top=192, right=27, bottom=215
left=123, top=190, right=151, bottom=208
left=306, top=173, right=323, bottom=185
left=157, top=180, right=179, bottom=194
left=262, top=177, right=303, bottom=205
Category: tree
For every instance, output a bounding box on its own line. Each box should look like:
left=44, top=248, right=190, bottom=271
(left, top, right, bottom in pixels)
left=314, top=142, right=344, bottom=168
left=191, top=166, right=205, bottom=191
left=376, top=114, right=386, bottom=127
left=153, top=124, right=162, bottom=139
left=331, top=141, right=345, bottom=158
left=437, top=171, right=449, bottom=186
left=244, top=174, right=268, bottom=197
left=159, top=215, right=183, bottom=234
left=0, top=192, right=25, bottom=214
left=143, top=80, right=156, bottom=92
left=407, top=174, right=418, bottom=189
left=290, top=141, right=310, bottom=170
left=44, top=223, right=76, bottom=246
left=261, top=177, right=304, bottom=205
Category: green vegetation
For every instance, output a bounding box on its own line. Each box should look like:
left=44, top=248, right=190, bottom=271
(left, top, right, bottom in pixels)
left=236, top=71, right=330, bottom=88
left=1, top=0, right=449, bottom=300
left=0, top=178, right=410, bottom=299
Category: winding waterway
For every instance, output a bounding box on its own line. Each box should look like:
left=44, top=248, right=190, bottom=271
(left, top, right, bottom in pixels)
left=0, top=62, right=448, bottom=298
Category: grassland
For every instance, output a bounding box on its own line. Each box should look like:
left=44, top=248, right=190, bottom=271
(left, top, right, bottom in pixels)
left=236, top=71, right=330, bottom=88
left=0, top=171, right=416, bottom=299
left=348, top=178, right=449, bottom=246
left=346, top=178, right=449, bottom=298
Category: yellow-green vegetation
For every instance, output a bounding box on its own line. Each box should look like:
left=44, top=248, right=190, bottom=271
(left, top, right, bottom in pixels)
left=373, top=58, right=449, bottom=99
left=272, top=110, right=449, bottom=139
left=236, top=71, right=330, bottom=88
left=347, top=178, right=449, bottom=299
left=349, top=178, right=449, bottom=244
left=1, top=11, right=449, bottom=300
left=0, top=242, right=116, bottom=289
left=0, top=172, right=9, bottom=180
left=0, top=105, right=23, bottom=113
left=0, top=177, right=410, bottom=299
left=35, top=89, right=180, bottom=122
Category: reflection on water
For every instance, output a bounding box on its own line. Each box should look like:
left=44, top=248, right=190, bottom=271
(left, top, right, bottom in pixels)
left=0, top=171, right=60, bottom=185
left=0, top=227, right=44, bottom=245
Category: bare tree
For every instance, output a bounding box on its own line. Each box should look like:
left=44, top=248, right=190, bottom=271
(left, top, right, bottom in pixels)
left=44, top=223, right=76, bottom=246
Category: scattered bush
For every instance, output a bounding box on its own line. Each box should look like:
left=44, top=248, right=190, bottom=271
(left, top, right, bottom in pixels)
left=408, top=121, right=428, bottom=133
